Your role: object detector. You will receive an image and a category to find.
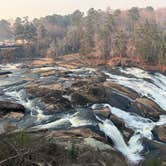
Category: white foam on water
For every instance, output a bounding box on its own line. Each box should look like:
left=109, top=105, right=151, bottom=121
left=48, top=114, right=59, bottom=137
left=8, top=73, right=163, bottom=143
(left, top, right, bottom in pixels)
left=5, top=90, right=50, bottom=122
left=32, top=117, right=70, bottom=130
left=156, top=115, right=166, bottom=126
left=0, top=79, right=20, bottom=87
left=119, top=67, right=152, bottom=79
left=0, top=63, right=22, bottom=71
left=154, top=74, right=166, bottom=91
left=119, top=67, right=166, bottom=92
left=99, top=120, right=143, bottom=164
left=31, top=66, right=67, bottom=72
left=69, top=67, right=97, bottom=78
left=105, top=104, right=154, bottom=138
left=62, top=95, right=72, bottom=101
left=69, top=112, right=95, bottom=127
left=71, top=67, right=96, bottom=73
left=93, top=103, right=166, bottom=164
left=105, top=70, right=166, bottom=110
left=32, top=111, right=95, bottom=130
left=1, top=64, right=166, bottom=164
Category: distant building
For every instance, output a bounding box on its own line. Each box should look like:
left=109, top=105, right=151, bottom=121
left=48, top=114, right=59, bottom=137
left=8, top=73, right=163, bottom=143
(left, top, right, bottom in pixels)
left=0, top=39, right=28, bottom=46
left=3, top=39, right=15, bottom=46
left=15, top=39, right=28, bottom=45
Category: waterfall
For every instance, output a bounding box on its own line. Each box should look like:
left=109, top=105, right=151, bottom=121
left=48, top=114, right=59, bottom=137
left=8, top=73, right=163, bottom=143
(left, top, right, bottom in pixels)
left=99, top=119, right=143, bottom=164
left=104, top=69, right=166, bottom=110
left=93, top=103, right=166, bottom=164
left=5, top=90, right=51, bottom=122
left=1, top=64, right=166, bottom=164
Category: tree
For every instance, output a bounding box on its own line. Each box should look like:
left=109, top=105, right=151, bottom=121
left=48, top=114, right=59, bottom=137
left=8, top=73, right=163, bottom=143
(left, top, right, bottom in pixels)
left=13, top=17, right=37, bottom=44
left=146, top=6, right=154, bottom=12
left=128, top=7, right=140, bottom=33
left=128, top=7, right=140, bottom=22
left=23, top=22, right=37, bottom=43
left=64, top=26, right=81, bottom=53
left=13, top=17, right=24, bottom=41
left=0, top=20, right=13, bottom=41
left=86, top=8, right=98, bottom=47
left=2, top=7, right=166, bottom=65
left=113, top=9, right=121, bottom=17
left=158, top=32, right=166, bottom=65
left=45, top=14, right=71, bottom=27
left=136, top=20, right=160, bottom=65
left=97, top=13, right=114, bottom=60
left=113, top=31, right=128, bottom=57
left=79, top=8, right=98, bottom=54
left=70, top=10, right=84, bottom=26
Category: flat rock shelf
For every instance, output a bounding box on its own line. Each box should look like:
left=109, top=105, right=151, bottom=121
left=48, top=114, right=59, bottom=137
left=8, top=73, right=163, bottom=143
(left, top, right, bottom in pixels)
left=0, top=61, right=166, bottom=165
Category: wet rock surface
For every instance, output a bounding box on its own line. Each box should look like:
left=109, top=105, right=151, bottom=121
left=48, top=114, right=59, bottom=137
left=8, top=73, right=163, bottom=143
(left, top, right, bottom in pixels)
left=142, top=138, right=166, bottom=165
left=26, top=86, right=72, bottom=113
left=93, top=107, right=111, bottom=119
left=0, top=101, right=25, bottom=116
left=0, top=59, right=166, bottom=165
left=109, top=114, right=134, bottom=141
left=130, top=98, right=165, bottom=121
left=153, top=126, right=166, bottom=143
left=0, top=70, right=12, bottom=75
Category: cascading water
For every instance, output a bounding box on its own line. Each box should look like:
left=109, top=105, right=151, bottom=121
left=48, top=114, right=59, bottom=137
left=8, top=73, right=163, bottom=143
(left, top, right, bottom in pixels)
left=5, top=90, right=51, bottom=122
left=104, top=69, right=166, bottom=110
left=99, top=119, right=143, bottom=164
left=0, top=63, right=51, bottom=126
left=92, top=103, right=166, bottom=164
left=0, top=63, right=166, bottom=165
left=32, top=109, right=97, bottom=130
left=119, top=67, right=166, bottom=92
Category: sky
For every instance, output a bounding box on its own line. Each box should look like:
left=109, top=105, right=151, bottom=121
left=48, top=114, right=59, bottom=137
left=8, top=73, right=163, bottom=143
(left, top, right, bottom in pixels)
left=0, top=0, right=166, bottom=19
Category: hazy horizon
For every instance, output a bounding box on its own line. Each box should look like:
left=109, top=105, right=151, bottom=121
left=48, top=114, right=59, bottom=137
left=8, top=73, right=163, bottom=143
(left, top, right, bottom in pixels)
left=0, top=0, right=166, bottom=20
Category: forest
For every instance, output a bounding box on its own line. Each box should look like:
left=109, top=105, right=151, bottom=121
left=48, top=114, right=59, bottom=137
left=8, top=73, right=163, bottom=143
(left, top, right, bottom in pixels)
left=0, top=6, right=166, bottom=66
left=0, top=5, right=166, bottom=166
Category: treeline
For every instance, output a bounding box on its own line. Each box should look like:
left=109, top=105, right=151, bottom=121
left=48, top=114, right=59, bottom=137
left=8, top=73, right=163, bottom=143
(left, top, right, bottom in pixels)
left=1, top=6, right=166, bottom=65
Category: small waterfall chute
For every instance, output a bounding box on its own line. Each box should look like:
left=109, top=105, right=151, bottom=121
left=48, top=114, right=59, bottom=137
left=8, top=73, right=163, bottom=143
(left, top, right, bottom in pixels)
left=99, top=119, right=143, bottom=164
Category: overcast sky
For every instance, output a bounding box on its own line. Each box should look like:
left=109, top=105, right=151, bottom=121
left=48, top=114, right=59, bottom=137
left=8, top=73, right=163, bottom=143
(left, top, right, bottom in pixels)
left=0, top=0, right=166, bottom=19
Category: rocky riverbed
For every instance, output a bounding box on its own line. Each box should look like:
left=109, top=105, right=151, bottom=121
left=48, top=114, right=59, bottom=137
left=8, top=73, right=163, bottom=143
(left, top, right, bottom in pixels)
left=0, top=58, right=166, bottom=166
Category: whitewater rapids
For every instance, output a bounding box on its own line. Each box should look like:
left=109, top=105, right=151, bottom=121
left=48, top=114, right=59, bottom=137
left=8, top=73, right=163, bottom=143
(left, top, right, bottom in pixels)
left=0, top=64, right=166, bottom=164
left=93, top=103, right=166, bottom=164
left=105, top=67, right=166, bottom=110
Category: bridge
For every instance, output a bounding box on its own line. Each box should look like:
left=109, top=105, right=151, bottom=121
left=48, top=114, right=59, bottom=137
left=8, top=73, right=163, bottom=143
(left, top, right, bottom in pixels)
left=0, top=45, right=22, bottom=49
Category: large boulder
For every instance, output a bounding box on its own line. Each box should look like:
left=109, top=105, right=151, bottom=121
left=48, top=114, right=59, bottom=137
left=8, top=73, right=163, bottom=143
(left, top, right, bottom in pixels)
left=109, top=114, right=134, bottom=141
left=3, top=112, right=24, bottom=121
left=26, top=86, right=72, bottom=113
left=70, top=83, right=107, bottom=106
left=105, top=91, right=131, bottom=111
left=93, top=107, right=111, bottom=119
left=0, top=101, right=25, bottom=116
left=129, top=98, right=165, bottom=121
left=142, top=138, right=166, bottom=165
left=71, top=93, right=90, bottom=106
left=47, top=127, right=105, bottom=142
left=46, top=127, right=127, bottom=166
left=152, top=126, right=166, bottom=143
left=103, top=81, right=139, bottom=100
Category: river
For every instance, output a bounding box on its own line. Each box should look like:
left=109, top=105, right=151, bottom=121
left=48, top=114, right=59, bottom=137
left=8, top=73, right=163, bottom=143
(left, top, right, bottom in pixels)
left=0, top=63, right=166, bottom=164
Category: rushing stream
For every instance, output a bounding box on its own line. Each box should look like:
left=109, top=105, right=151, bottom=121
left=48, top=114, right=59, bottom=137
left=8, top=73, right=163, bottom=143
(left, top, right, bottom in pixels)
left=0, top=63, right=166, bottom=164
